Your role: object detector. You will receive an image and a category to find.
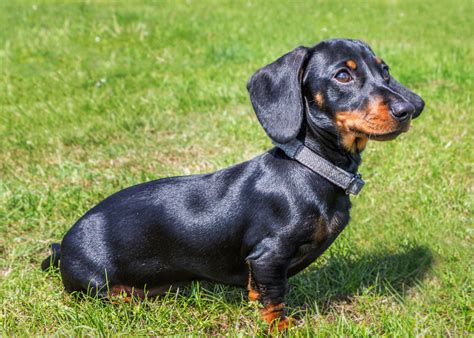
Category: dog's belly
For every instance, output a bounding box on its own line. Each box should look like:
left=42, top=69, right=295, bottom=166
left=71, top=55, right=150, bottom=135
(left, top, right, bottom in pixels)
left=118, top=255, right=248, bottom=288
left=100, top=220, right=249, bottom=288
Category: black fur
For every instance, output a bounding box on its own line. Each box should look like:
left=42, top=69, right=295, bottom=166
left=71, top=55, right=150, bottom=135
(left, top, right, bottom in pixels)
left=247, top=46, right=309, bottom=143
left=42, top=39, right=424, bottom=321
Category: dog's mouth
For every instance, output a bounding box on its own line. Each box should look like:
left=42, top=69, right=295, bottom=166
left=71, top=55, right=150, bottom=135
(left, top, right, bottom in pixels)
left=366, top=129, right=404, bottom=141
left=361, top=122, right=411, bottom=141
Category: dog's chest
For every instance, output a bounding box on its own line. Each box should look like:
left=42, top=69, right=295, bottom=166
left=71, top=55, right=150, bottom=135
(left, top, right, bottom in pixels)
left=290, top=210, right=349, bottom=268
left=313, top=210, right=347, bottom=243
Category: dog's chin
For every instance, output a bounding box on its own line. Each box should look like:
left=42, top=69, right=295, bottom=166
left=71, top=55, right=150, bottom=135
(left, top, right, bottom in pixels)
left=364, top=122, right=411, bottom=141
left=367, top=130, right=403, bottom=141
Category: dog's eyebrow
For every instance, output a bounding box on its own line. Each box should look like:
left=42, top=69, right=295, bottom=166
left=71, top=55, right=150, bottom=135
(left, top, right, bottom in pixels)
left=346, top=60, right=357, bottom=70
left=375, top=57, right=383, bottom=65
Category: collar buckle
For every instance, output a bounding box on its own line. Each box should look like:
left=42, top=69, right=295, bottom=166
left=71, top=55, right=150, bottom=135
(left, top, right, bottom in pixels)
left=345, top=173, right=365, bottom=195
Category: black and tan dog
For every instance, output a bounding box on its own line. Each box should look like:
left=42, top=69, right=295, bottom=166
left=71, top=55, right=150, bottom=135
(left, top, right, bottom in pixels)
left=42, top=39, right=424, bottom=330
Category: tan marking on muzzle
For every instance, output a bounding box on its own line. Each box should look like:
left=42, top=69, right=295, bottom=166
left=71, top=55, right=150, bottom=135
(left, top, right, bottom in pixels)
left=335, top=98, right=400, bottom=152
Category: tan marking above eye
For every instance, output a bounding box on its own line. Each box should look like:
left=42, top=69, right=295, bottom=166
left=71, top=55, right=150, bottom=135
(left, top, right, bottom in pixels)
left=346, top=60, right=357, bottom=70
left=375, top=57, right=382, bottom=65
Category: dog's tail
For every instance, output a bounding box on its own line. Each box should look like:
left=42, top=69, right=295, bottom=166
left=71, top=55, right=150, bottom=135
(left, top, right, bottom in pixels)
left=41, top=243, right=61, bottom=271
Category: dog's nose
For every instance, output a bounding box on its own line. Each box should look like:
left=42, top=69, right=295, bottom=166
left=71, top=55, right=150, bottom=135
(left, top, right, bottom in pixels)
left=390, top=102, right=415, bottom=122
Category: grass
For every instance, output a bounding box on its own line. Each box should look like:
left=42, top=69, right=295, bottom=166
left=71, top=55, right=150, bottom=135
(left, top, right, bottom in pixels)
left=1, top=0, right=472, bottom=335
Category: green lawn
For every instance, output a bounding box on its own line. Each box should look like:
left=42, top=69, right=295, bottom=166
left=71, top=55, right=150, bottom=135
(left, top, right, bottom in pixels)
left=1, top=0, right=472, bottom=335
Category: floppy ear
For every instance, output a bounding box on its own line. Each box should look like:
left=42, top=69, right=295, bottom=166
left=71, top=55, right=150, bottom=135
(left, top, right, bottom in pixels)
left=247, top=46, right=309, bottom=144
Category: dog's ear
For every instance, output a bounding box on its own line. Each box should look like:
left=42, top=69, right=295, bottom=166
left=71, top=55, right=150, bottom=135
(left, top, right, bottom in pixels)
left=247, top=46, right=309, bottom=144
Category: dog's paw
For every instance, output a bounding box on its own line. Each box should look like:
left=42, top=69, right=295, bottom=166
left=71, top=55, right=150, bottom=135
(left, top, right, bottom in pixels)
left=260, top=303, right=299, bottom=331
left=248, top=288, right=260, bottom=302
left=267, top=316, right=298, bottom=332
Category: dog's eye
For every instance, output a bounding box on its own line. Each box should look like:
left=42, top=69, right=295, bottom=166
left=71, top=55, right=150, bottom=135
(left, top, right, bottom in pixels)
left=335, top=70, right=352, bottom=83
left=382, top=67, right=390, bottom=81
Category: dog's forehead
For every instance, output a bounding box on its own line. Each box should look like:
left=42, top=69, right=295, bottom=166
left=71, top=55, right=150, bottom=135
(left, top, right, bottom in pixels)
left=310, top=39, right=378, bottom=67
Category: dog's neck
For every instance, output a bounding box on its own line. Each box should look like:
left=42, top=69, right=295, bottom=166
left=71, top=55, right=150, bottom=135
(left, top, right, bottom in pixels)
left=300, top=117, right=361, bottom=174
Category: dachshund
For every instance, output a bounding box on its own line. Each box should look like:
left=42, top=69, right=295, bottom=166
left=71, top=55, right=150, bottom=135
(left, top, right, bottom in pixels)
left=42, top=38, right=424, bottom=331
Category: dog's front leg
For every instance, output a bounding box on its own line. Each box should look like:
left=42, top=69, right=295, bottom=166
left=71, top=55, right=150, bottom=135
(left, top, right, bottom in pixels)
left=247, top=242, right=295, bottom=331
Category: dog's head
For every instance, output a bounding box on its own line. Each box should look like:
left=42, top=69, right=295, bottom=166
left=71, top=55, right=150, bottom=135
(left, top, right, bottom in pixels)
left=247, top=39, right=424, bottom=152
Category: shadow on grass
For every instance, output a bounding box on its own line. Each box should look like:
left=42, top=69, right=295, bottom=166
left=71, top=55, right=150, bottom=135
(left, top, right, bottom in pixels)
left=180, top=244, right=433, bottom=314
left=64, top=244, right=433, bottom=319
left=192, top=244, right=433, bottom=314
left=286, top=244, right=433, bottom=313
